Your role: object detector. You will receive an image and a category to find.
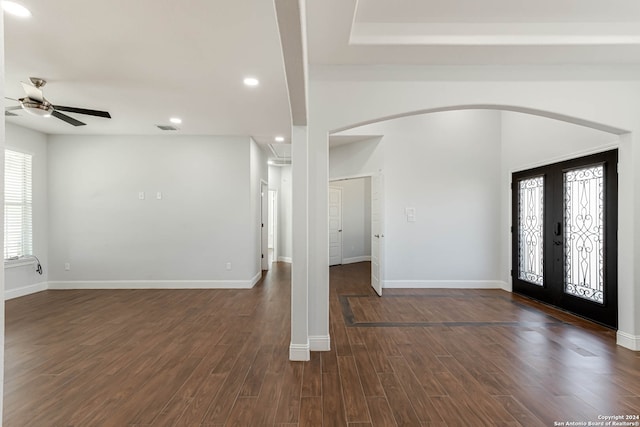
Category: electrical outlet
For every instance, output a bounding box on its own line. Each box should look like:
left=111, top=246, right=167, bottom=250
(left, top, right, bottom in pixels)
left=64, top=263, right=70, bottom=271
left=225, top=262, right=232, bottom=271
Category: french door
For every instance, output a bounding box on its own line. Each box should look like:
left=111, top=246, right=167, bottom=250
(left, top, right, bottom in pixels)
left=512, top=150, right=618, bottom=328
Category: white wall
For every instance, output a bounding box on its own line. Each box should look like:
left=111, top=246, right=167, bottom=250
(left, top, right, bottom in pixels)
left=502, top=111, right=619, bottom=171
left=329, top=177, right=371, bottom=263
left=4, top=124, right=49, bottom=298
left=332, top=110, right=503, bottom=285
left=47, top=134, right=260, bottom=286
left=329, top=137, right=383, bottom=179
left=269, top=164, right=293, bottom=262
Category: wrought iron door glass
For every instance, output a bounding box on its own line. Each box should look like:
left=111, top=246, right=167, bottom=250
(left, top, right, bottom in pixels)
left=564, top=165, right=605, bottom=304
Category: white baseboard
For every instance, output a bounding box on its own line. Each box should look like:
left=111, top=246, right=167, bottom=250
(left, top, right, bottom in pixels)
left=342, top=256, right=371, bottom=265
left=5, top=282, right=48, bottom=300
left=48, top=278, right=258, bottom=290
left=617, top=331, right=640, bottom=351
left=309, top=335, right=331, bottom=351
left=249, top=271, right=262, bottom=288
left=383, top=280, right=508, bottom=289
left=289, top=342, right=310, bottom=361
left=277, top=256, right=292, bottom=263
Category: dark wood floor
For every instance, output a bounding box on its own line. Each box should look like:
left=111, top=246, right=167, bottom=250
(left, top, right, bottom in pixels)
left=4, top=262, right=640, bottom=426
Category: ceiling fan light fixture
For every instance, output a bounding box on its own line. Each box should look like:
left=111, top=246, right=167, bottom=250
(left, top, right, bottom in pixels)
left=3, top=1, right=32, bottom=18
left=20, top=100, right=53, bottom=117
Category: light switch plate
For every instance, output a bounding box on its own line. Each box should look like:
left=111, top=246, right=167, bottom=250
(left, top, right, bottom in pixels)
left=406, top=207, right=416, bottom=222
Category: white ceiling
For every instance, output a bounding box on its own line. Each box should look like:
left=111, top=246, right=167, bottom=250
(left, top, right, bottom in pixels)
left=6, top=0, right=640, bottom=147
left=268, top=142, right=291, bottom=159
left=3, top=0, right=291, bottom=143
left=307, top=0, right=640, bottom=65
left=355, top=0, right=640, bottom=23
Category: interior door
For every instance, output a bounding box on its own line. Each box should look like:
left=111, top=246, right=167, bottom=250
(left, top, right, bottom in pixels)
left=512, top=150, right=618, bottom=328
left=329, top=187, right=343, bottom=266
left=371, top=174, right=384, bottom=296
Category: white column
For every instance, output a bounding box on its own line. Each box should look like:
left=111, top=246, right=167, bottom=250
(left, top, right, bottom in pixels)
left=308, top=127, right=331, bottom=351
left=290, top=124, right=310, bottom=361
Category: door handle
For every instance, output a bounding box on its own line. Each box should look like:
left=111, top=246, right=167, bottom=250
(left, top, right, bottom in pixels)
left=374, top=234, right=380, bottom=238
left=554, top=222, right=562, bottom=236
left=338, top=229, right=342, bottom=232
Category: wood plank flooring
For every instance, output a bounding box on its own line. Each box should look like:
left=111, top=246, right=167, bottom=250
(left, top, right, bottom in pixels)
left=4, top=261, right=640, bottom=426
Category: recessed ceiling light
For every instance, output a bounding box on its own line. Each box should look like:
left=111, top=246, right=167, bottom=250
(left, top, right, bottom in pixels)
left=169, top=117, right=182, bottom=124
left=3, top=1, right=31, bottom=17
left=243, top=77, right=259, bottom=87
left=274, top=136, right=285, bottom=142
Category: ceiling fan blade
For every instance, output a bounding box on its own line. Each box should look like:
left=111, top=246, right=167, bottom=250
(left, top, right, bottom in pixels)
left=5, top=111, right=19, bottom=117
left=21, top=82, right=44, bottom=102
left=52, top=110, right=86, bottom=126
left=53, top=105, right=111, bottom=118
left=5, top=97, right=19, bottom=102
left=6, top=106, right=22, bottom=111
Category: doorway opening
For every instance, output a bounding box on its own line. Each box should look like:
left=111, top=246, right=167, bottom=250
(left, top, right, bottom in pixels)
left=329, top=176, right=382, bottom=295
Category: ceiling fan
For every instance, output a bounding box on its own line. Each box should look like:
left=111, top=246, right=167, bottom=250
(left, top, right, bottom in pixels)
left=5, top=77, right=111, bottom=126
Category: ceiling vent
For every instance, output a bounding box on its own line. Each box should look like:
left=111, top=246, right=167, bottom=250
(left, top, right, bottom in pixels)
left=157, top=125, right=178, bottom=131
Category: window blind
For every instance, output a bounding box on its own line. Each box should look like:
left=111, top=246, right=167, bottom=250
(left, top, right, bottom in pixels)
left=4, top=149, right=33, bottom=260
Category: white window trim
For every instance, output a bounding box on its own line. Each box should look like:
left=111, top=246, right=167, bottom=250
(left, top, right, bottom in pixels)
left=4, top=257, right=37, bottom=269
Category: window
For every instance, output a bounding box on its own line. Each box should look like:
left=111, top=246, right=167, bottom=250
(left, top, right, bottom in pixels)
left=4, top=149, right=33, bottom=260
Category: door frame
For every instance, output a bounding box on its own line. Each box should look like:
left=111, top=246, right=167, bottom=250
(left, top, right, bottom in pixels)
left=261, top=180, right=269, bottom=271
left=268, top=189, right=278, bottom=265
left=329, top=173, right=381, bottom=291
